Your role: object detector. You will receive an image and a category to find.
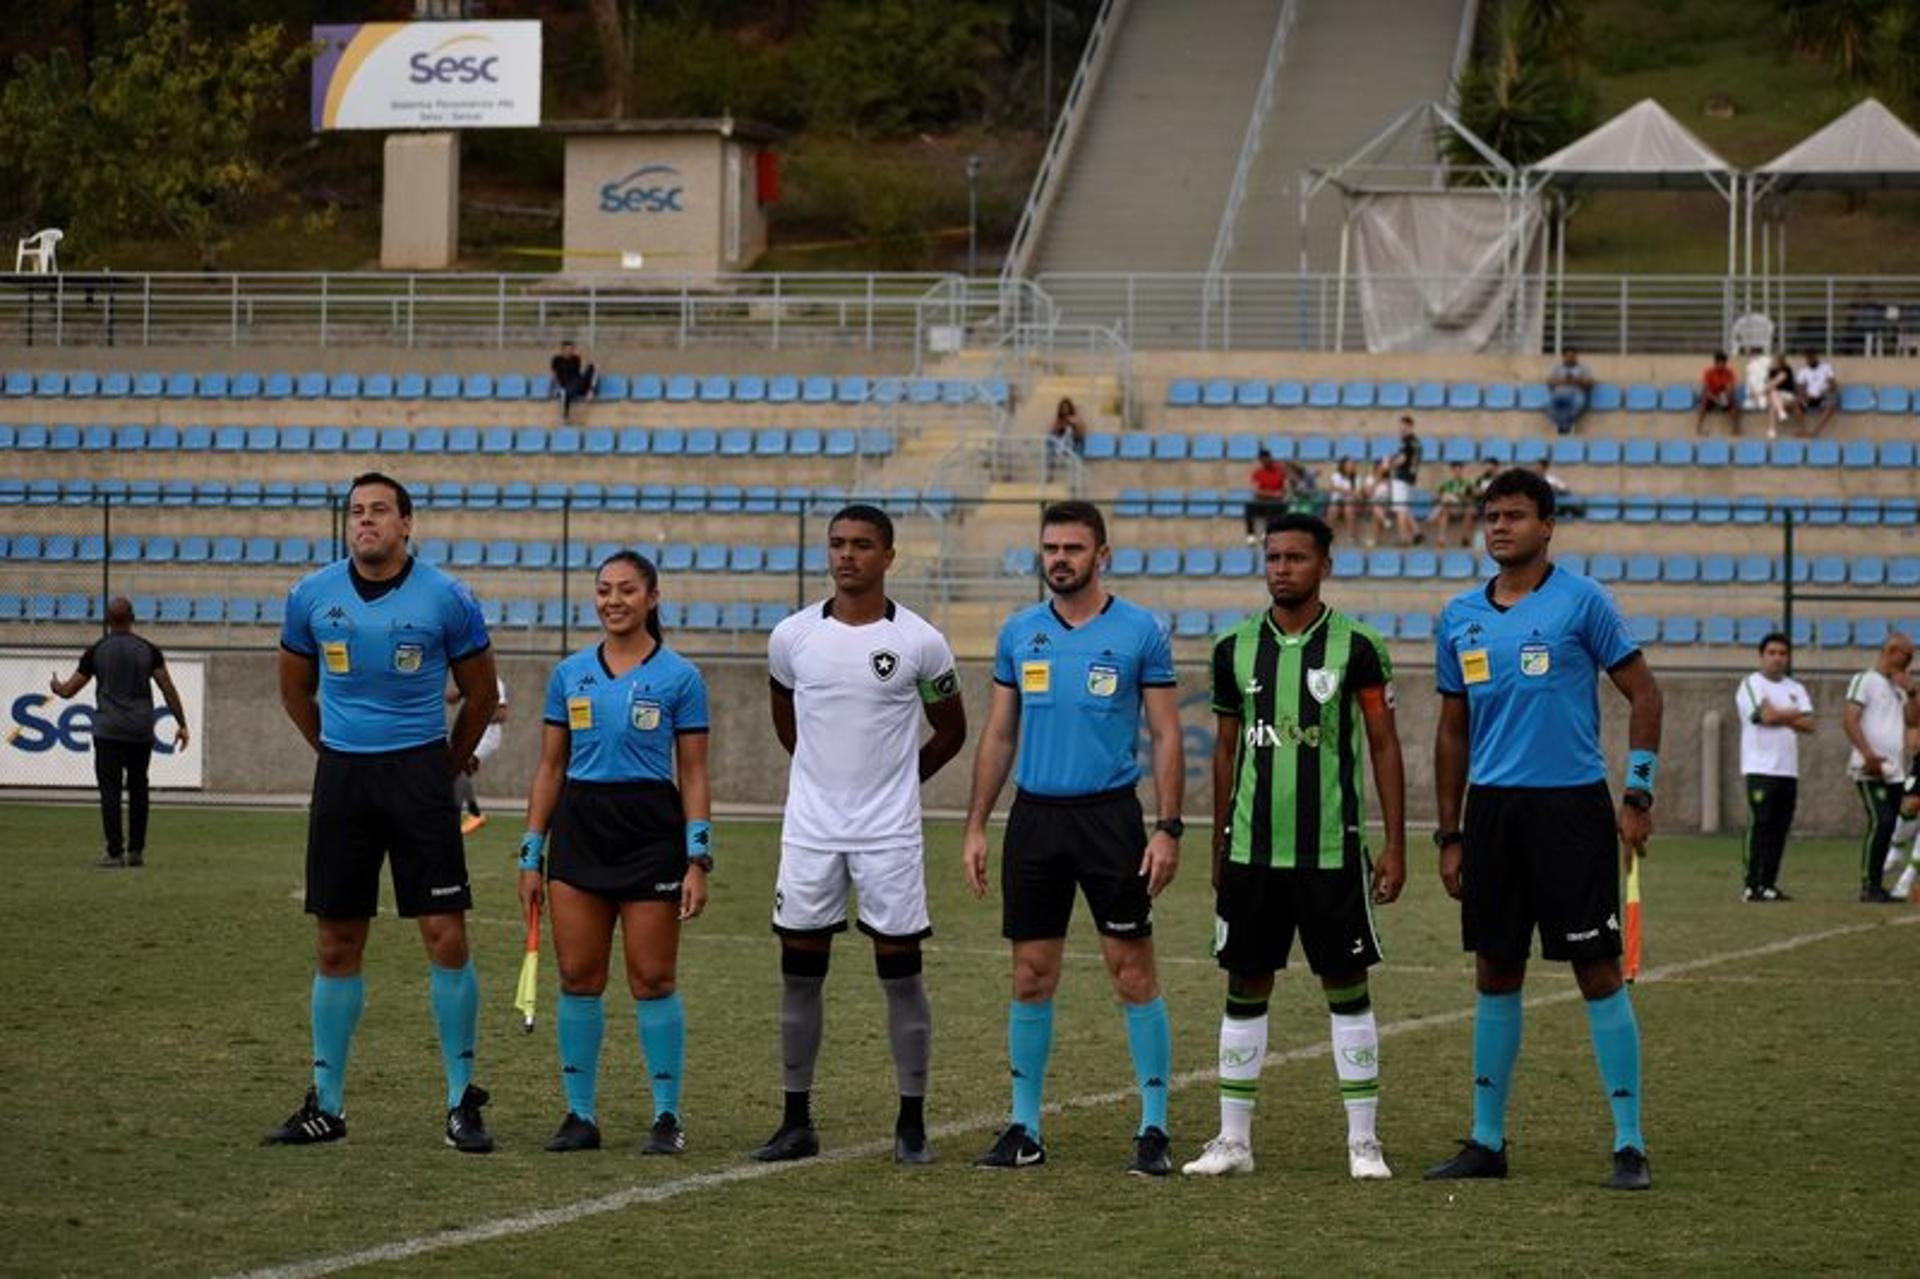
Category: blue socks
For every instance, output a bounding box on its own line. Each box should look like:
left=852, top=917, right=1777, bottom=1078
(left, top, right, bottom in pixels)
left=1008, top=999, right=1054, bottom=1134
left=557, top=991, right=604, bottom=1122
left=1585, top=988, right=1645, bottom=1153
left=636, top=992, right=686, bottom=1120
left=1470, top=990, right=1523, bottom=1151
left=309, top=973, right=364, bottom=1117
left=1123, top=997, right=1172, bottom=1135
left=428, top=960, right=480, bottom=1109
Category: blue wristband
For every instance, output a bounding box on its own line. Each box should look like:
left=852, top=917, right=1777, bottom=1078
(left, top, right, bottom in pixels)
left=518, top=831, right=548, bottom=872
left=1625, top=749, right=1658, bottom=795
left=686, top=819, right=713, bottom=864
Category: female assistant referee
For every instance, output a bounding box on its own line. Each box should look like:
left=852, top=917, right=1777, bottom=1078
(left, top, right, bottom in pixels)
left=519, top=551, right=713, bottom=1153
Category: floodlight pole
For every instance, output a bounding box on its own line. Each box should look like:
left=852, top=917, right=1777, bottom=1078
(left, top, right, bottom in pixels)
left=967, top=154, right=983, bottom=277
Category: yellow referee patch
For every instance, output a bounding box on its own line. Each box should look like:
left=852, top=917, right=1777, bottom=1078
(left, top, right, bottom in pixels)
left=567, top=696, right=594, bottom=731
left=321, top=641, right=351, bottom=675
left=1021, top=660, right=1051, bottom=694
left=1460, top=649, right=1491, bottom=685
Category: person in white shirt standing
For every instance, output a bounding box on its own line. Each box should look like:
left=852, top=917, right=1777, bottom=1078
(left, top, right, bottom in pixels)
left=755, top=504, right=968, bottom=1166
left=1735, top=633, right=1814, bottom=902
left=1844, top=632, right=1913, bottom=902
left=1794, top=350, right=1839, bottom=438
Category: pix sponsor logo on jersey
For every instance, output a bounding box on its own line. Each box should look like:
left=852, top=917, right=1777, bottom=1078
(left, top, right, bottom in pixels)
left=6, top=694, right=183, bottom=755
left=600, top=164, right=685, bottom=214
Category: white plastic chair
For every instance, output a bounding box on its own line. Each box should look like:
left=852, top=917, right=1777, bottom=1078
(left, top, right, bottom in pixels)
left=14, top=228, right=61, bottom=274
left=1729, top=312, right=1773, bottom=355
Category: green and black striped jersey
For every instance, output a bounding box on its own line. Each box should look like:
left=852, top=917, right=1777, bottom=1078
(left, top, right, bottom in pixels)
left=1211, top=606, right=1391, bottom=869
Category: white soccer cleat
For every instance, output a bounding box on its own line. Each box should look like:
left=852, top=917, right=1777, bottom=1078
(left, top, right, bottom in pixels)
left=1885, top=848, right=1905, bottom=877
left=1893, top=865, right=1918, bottom=902
left=1181, top=1136, right=1255, bottom=1177
left=1348, top=1138, right=1392, bottom=1180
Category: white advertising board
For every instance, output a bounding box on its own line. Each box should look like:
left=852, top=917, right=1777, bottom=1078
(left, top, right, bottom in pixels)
left=312, top=21, right=541, bottom=131
left=1, top=655, right=204, bottom=788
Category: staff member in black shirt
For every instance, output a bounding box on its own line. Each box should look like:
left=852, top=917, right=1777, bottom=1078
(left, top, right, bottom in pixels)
left=49, top=597, right=190, bottom=867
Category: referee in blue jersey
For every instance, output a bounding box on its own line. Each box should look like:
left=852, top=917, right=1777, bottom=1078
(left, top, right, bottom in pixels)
left=964, top=501, right=1185, bottom=1175
left=265, top=473, right=502, bottom=1152
left=1423, top=467, right=1663, bottom=1191
left=519, top=551, right=711, bottom=1155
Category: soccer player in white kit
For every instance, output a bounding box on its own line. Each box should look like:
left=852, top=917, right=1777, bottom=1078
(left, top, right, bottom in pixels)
left=754, top=504, right=968, bottom=1165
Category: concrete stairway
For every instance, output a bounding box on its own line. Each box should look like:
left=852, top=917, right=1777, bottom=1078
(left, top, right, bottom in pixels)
left=1223, top=0, right=1474, bottom=273
left=1029, top=0, right=1284, bottom=275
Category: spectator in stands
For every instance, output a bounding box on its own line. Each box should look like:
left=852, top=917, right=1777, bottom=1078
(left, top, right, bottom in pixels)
left=1743, top=348, right=1773, bottom=416
left=1243, top=447, right=1291, bottom=544
left=1795, top=350, right=1838, bottom=437
left=47, top=597, right=191, bottom=868
left=1532, top=457, right=1581, bottom=519
left=1326, top=458, right=1363, bottom=544
left=551, top=340, right=597, bottom=422
left=1544, top=347, right=1594, bottom=435
left=1046, top=397, right=1087, bottom=455
left=1389, top=416, right=1423, bottom=544
left=1425, top=461, right=1475, bottom=548
left=1472, top=458, right=1499, bottom=503
left=1763, top=355, right=1801, bottom=438
left=1365, top=457, right=1396, bottom=547
left=1695, top=350, right=1741, bottom=436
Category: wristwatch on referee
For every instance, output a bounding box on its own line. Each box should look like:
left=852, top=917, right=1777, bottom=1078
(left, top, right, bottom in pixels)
left=1621, top=790, right=1653, bottom=812
left=1154, top=818, right=1185, bottom=840
left=1432, top=829, right=1463, bottom=849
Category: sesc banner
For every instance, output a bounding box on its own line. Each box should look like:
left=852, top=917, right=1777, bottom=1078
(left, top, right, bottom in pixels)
left=312, top=21, right=542, bottom=131
left=1, top=655, right=204, bottom=788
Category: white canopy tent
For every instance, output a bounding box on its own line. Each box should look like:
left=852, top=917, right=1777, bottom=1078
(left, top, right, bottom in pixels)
left=1746, top=98, right=1920, bottom=340
left=1522, top=99, right=1740, bottom=350
left=1298, top=101, right=1540, bottom=353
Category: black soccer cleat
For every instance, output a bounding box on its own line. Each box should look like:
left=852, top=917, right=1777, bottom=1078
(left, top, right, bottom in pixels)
left=974, top=1123, right=1046, bottom=1169
left=125, top=850, right=145, bottom=868
left=96, top=851, right=125, bottom=869
left=751, top=1122, right=819, bottom=1162
left=1609, top=1145, right=1652, bottom=1191
left=1861, top=886, right=1899, bottom=903
left=262, top=1087, right=346, bottom=1146
left=1759, top=886, right=1791, bottom=902
left=644, top=1112, right=686, bottom=1155
left=544, top=1112, right=601, bottom=1153
left=893, top=1127, right=934, bottom=1166
left=1127, top=1125, right=1173, bottom=1177
left=445, top=1084, right=495, bottom=1154
left=1423, top=1139, right=1509, bottom=1180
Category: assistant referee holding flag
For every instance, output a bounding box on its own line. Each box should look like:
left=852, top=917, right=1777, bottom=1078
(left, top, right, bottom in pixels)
left=1424, top=467, right=1662, bottom=1191
left=265, top=472, right=502, bottom=1152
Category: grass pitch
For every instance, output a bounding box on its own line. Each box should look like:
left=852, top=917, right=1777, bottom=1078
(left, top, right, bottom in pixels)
left=1, top=803, right=1915, bottom=1277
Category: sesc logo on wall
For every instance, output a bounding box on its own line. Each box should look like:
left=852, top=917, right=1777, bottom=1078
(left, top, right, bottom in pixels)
left=312, top=21, right=542, bottom=130
left=1, top=655, right=205, bottom=788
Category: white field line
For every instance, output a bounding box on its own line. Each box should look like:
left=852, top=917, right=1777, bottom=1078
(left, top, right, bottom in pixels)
left=226, top=913, right=1918, bottom=1279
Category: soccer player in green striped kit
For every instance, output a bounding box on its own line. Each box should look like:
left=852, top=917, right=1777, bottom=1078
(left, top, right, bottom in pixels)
left=1183, top=513, right=1407, bottom=1180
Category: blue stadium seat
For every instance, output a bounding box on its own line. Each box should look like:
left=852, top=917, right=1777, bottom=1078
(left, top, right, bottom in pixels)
left=1622, top=438, right=1657, bottom=467
left=1412, top=382, right=1445, bottom=410
left=1876, top=385, right=1912, bottom=414
left=425, top=373, right=458, bottom=399
left=390, top=373, right=423, bottom=399
left=2, top=371, right=33, bottom=396
left=1585, top=383, right=1621, bottom=412
left=652, top=428, right=685, bottom=456
left=1307, top=381, right=1340, bottom=409
left=152, top=372, right=182, bottom=397
left=1587, top=552, right=1624, bottom=582
left=1846, top=497, right=1882, bottom=527
left=1204, top=379, right=1235, bottom=408
left=684, top=602, right=722, bottom=631
left=1272, top=380, right=1306, bottom=408
left=1480, top=437, right=1514, bottom=464
left=211, top=536, right=244, bottom=565
left=1625, top=615, right=1659, bottom=646
left=1337, top=381, right=1375, bottom=409
left=1694, top=438, right=1730, bottom=468
left=1810, top=555, right=1846, bottom=585
left=1839, top=384, right=1875, bottom=414
left=462, top=374, right=494, bottom=400
left=1856, top=619, right=1891, bottom=648
left=329, top=372, right=364, bottom=398
left=1841, top=440, right=1877, bottom=469
left=1662, top=616, right=1699, bottom=645
left=1377, top=381, right=1411, bottom=409
left=1659, top=384, right=1694, bottom=412
left=1853, top=556, right=1888, bottom=586
left=67, top=370, right=99, bottom=398
left=1368, top=549, right=1404, bottom=579
left=1446, top=383, right=1482, bottom=410
left=1513, top=438, right=1549, bottom=465
left=819, top=428, right=854, bottom=457
left=804, top=376, right=836, bottom=404
left=292, top=371, right=325, bottom=399
left=1623, top=554, right=1658, bottom=583
left=1806, top=439, right=1841, bottom=468
left=1404, top=550, right=1438, bottom=579
left=496, top=373, right=529, bottom=400
left=685, top=428, right=719, bottom=456
left=1167, top=379, right=1201, bottom=407
left=831, top=375, right=867, bottom=404
left=1108, top=547, right=1144, bottom=577
left=1183, top=548, right=1219, bottom=577
left=1664, top=553, right=1700, bottom=584
left=1817, top=618, right=1853, bottom=648
left=1656, top=440, right=1692, bottom=466
left=674, top=484, right=708, bottom=513
left=726, top=374, right=762, bottom=403
left=1235, top=380, right=1271, bottom=408
left=1150, top=434, right=1189, bottom=462
left=1769, top=439, right=1806, bottom=467
left=1399, top=612, right=1435, bottom=642
left=1144, top=547, right=1181, bottom=576
left=1175, top=609, right=1211, bottom=639
left=1360, top=612, right=1398, bottom=639
left=261, top=372, right=292, bottom=399
left=219, top=372, right=255, bottom=399
left=1485, top=383, right=1519, bottom=411
left=1582, top=437, right=1619, bottom=466
left=1891, top=557, right=1920, bottom=589
left=1701, top=615, right=1736, bottom=645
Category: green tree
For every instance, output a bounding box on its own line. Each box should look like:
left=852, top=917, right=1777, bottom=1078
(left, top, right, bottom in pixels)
left=1779, top=0, right=1886, bottom=82
left=790, top=0, right=1003, bottom=135
left=1873, top=1, right=1920, bottom=111
left=1449, top=0, right=1592, bottom=167
left=0, top=1, right=308, bottom=268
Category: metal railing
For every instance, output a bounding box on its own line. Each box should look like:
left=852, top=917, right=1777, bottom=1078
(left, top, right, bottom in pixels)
left=6, top=268, right=1920, bottom=359
left=0, top=272, right=956, bottom=352
left=998, top=0, right=1130, bottom=285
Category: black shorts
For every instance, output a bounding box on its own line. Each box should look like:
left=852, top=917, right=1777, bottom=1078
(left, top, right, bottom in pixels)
left=306, top=741, right=470, bottom=919
left=1462, top=781, right=1621, bottom=963
left=551, top=778, right=688, bottom=902
left=1213, top=858, right=1382, bottom=977
left=1003, top=786, right=1152, bottom=941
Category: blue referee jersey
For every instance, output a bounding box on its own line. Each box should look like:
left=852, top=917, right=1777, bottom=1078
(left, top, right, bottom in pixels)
left=1435, top=565, right=1638, bottom=788
left=993, top=596, right=1176, bottom=797
left=281, top=557, right=490, bottom=753
left=543, top=643, right=709, bottom=783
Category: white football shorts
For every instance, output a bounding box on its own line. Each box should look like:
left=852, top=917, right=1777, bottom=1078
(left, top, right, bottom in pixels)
left=773, top=842, right=931, bottom=941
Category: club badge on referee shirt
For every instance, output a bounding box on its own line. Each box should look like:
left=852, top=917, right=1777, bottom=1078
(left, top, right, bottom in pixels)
left=1306, top=667, right=1340, bottom=704
left=630, top=698, right=661, bottom=732
left=1087, top=663, right=1119, bottom=697
left=1520, top=643, right=1551, bottom=677
left=392, top=642, right=424, bottom=674
left=870, top=650, right=899, bottom=681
